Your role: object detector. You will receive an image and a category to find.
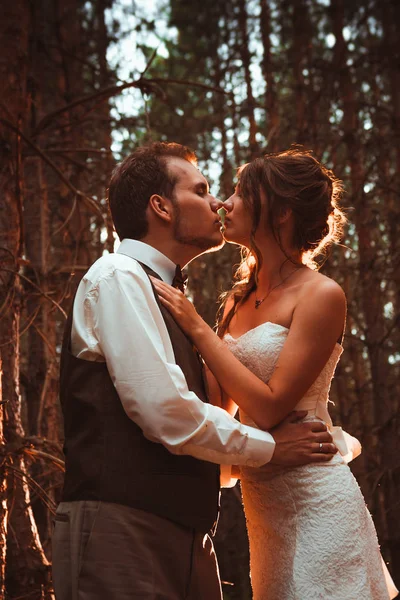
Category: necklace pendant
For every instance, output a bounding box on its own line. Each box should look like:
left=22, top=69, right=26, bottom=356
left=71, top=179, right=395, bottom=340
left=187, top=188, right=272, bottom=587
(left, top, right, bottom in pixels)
left=255, top=300, right=262, bottom=309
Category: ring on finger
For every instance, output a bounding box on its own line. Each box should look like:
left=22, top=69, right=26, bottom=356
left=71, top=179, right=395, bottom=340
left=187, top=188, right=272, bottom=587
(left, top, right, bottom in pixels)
left=319, top=442, right=323, bottom=452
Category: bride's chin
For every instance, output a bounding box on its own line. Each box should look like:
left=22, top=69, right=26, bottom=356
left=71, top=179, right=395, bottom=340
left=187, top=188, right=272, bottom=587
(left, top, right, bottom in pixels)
left=222, top=231, right=236, bottom=243
left=222, top=232, right=248, bottom=248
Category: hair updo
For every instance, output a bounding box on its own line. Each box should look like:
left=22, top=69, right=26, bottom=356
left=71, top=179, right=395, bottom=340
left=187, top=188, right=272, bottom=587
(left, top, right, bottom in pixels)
left=217, top=148, right=346, bottom=337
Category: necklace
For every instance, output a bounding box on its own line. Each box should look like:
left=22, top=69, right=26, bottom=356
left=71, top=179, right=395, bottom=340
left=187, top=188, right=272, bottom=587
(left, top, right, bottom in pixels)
left=254, top=266, right=303, bottom=309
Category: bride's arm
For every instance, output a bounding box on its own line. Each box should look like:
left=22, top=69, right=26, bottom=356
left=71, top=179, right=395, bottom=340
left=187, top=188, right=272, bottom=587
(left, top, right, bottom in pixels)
left=151, top=277, right=345, bottom=431
left=205, top=363, right=238, bottom=416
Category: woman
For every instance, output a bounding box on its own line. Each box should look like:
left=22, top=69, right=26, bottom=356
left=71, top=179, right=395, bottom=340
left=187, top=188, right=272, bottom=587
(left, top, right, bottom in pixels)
left=151, top=149, right=398, bottom=599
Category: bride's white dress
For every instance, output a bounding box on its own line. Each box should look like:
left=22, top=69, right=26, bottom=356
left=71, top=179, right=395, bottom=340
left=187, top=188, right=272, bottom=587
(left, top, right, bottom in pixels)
left=225, top=322, right=398, bottom=600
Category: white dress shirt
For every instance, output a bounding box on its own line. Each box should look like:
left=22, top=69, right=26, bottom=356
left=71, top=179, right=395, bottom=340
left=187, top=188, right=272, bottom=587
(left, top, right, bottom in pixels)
left=71, top=239, right=275, bottom=482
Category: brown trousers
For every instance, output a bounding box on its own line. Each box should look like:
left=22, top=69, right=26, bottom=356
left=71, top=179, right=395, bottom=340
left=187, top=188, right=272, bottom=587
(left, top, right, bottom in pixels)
left=52, top=501, right=222, bottom=600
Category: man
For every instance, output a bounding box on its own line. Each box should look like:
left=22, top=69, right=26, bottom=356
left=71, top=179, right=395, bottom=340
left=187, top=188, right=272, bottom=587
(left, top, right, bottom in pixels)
left=52, top=142, right=336, bottom=600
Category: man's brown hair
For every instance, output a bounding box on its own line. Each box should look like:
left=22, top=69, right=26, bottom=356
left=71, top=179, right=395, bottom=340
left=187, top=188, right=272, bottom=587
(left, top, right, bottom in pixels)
left=108, top=142, right=197, bottom=240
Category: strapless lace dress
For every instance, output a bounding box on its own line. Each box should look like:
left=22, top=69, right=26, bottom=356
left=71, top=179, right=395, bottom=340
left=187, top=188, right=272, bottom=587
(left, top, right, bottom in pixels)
left=225, top=322, right=398, bottom=600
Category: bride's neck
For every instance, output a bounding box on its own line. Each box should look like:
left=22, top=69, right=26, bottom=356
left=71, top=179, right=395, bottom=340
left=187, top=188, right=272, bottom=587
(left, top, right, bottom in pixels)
left=256, top=248, right=303, bottom=292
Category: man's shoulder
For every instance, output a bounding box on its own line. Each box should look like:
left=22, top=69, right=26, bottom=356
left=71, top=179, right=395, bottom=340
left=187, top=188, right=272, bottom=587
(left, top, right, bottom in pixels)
left=83, top=252, right=146, bottom=289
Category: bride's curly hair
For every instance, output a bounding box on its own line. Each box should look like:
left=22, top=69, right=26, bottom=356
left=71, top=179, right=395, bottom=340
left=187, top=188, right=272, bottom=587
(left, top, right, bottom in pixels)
left=217, top=147, right=346, bottom=337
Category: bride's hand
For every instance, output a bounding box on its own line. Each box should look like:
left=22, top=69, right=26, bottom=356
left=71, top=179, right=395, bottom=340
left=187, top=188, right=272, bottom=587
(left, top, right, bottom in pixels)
left=150, top=277, right=206, bottom=338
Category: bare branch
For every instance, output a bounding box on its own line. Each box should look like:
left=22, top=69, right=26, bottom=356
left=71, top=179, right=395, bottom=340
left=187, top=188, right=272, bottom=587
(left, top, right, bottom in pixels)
left=141, top=46, right=159, bottom=77
left=50, top=195, right=78, bottom=239
left=33, top=79, right=151, bottom=134
left=31, top=77, right=228, bottom=136
left=22, top=448, right=64, bottom=471
left=6, top=464, right=57, bottom=514
left=53, top=264, right=90, bottom=273
left=19, top=305, right=41, bottom=338
left=0, top=118, right=104, bottom=220
left=147, top=77, right=229, bottom=95
left=31, top=322, right=58, bottom=356
left=0, top=267, right=67, bottom=319
left=43, top=147, right=112, bottom=154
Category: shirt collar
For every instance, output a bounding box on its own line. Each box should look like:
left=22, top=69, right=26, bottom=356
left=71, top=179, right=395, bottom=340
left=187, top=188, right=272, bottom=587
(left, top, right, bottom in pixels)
left=116, top=239, right=176, bottom=284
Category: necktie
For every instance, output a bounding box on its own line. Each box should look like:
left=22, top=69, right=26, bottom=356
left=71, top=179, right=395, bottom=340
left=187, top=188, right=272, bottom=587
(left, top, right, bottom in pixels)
left=172, top=264, right=188, bottom=293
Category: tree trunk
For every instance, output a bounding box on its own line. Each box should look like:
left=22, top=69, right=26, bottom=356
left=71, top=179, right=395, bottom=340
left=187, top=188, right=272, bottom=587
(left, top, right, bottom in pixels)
left=0, top=357, right=6, bottom=598
left=260, top=0, right=280, bottom=151
left=291, top=0, right=308, bottom=142
left=1, top=1, right=53, bottom=597
left=237, top=0, right=259, bottom=158
left=330, top=0, right=397, bottom=572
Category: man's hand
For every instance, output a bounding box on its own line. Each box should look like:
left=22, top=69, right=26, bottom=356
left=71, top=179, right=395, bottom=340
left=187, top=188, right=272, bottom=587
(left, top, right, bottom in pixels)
left=269, top=411, right=337, bottom=466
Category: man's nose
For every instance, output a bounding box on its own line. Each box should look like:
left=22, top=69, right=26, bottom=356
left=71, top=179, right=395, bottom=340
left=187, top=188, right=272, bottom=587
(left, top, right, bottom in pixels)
left=210, top=197, right=224, bottom=212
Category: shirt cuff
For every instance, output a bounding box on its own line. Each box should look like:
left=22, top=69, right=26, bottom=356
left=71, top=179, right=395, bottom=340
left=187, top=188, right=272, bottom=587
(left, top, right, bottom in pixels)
left=240, top=425, right=276, bottom=467
left=220, top=464, right=238, bottom=488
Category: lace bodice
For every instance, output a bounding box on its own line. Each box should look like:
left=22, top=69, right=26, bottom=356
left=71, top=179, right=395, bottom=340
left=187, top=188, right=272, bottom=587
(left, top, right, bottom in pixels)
left=224, top=321, right=342, bottom=429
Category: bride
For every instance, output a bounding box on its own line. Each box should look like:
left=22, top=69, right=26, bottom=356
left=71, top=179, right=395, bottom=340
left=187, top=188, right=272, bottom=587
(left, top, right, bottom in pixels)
left=151, top=149, right=398, bottom=599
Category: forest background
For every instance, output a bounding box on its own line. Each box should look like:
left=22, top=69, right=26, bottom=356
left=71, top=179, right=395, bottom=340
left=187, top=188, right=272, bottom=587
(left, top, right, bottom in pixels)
left=1, top=0, right=399, bottom=598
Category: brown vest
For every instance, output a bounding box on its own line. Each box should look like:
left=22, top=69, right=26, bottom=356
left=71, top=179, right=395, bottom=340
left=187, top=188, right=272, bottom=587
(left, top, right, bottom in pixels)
left=59, top=262, right=220, bottom=533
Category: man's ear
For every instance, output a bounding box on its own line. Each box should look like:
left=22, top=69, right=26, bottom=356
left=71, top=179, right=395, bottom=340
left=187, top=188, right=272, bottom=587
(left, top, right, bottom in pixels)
left=148, top=194, right=173, bottom=223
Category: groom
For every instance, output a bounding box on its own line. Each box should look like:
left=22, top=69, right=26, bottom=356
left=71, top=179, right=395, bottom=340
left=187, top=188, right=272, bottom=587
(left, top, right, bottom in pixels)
left=52, top=142, right=336, bottom=600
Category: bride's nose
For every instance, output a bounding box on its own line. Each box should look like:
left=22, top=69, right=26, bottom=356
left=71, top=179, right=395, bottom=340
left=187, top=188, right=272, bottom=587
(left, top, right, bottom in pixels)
left=223, top=196, right=234, bottom=212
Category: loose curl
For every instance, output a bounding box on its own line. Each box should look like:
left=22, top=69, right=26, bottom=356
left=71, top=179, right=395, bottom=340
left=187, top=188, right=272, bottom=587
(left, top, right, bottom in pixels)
left=217, top=148, right=346, bottom=337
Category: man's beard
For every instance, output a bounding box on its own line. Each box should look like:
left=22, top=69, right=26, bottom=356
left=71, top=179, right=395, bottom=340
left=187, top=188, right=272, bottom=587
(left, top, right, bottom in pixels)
left=173, top=210, right=225, bottom=254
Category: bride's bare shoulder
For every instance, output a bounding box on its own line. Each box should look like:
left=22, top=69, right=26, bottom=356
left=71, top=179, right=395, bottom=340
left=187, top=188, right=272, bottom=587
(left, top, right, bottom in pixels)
left=301, top=269, right=345, bottom=293
left=299, top=270, right=346, bottom=313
